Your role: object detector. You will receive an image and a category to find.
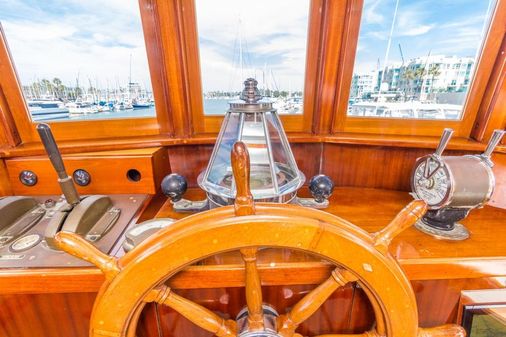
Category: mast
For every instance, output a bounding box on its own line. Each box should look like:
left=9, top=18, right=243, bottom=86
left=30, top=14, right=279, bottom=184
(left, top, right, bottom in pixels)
left=375, top=0, right=400, bottom=113
left=129, top=53, right=132, bottom=86
left=238, top=18, right=243, bottom=81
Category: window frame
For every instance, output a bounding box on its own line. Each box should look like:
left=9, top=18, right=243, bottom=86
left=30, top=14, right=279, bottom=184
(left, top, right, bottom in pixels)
left=0, top=0, right=181, bottom=145
left=184, top=0, right=328, bottom=136
left=330, top=0, right=506, bottom=138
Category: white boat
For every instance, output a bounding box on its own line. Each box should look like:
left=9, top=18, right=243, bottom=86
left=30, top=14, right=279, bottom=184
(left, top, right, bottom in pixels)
left=114, top=101, right=133, bottom=111
left=27, top=100, right=70, bottom=121
left=349, top=101, right=462, bottom=119
left=273, top=97, right=303, bottom=114
left=66, top=102, right=99, bottom=114
left=132, top=98, right=152, bottom=109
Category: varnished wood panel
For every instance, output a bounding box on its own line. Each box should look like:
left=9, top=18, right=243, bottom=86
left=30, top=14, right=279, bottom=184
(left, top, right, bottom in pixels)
left=0, top=159, right=13, bottom=196
left=0, top=88, right=20, bottom=147
left=347, top=286, right=375, bottom=333
left=471, top=35, right=506, bottom=142
left=5, top=147, right=169, bottom=195
left=322, top=143, right=473, bottom=191
left=0, top=292, right=95, bottom=337
left=491, top=152, right=506, bottom=209
left=136, top=303, right=161, bottom=337
left=1, top=132, right=502, bottom=159
left=414, top=278, right=504, bottom=328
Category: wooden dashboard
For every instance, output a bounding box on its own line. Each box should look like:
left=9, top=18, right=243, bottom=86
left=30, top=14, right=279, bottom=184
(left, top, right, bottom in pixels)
left=0, top=186, right=504, bottom=337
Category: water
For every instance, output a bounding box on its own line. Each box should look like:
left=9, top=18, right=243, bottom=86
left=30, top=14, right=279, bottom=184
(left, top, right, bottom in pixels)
left=32, top=99, right=232, bottom=122
left=203, top=99, right=229, bottom=115
left=68, top=106, right=157, bottom=120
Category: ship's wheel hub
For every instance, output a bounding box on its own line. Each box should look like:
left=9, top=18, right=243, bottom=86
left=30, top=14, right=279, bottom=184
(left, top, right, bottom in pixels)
left=236, top=304, right=281, bottom=337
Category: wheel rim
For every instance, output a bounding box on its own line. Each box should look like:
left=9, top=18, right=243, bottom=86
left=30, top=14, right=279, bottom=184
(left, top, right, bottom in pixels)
left=91, top=204, right=418, bottom=337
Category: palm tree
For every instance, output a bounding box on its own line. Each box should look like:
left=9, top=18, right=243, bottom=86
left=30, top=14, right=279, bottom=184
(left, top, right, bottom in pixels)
left=427, top=65, right=441, bottom=95
left=40, top=79, right=54, bottom=98
left=52, top=78, right=65, bottom=100
left=401, top=68, right=416, bottom=99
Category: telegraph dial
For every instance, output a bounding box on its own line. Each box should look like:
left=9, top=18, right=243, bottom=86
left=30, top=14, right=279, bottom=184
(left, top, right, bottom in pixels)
left=411, top=128, right=505, bottom=240
left=412, top=159, right=451, bottom=207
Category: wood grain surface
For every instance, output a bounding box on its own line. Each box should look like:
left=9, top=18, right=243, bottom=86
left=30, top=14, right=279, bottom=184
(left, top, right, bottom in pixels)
left=4, top=147, right=169, bottom=195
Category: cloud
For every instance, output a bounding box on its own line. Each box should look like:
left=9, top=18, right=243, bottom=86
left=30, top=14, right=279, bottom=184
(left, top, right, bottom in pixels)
left=399, top=24, right=435, bottom=36
left=0, top=0, right=152, bottom=90
left=394, top=4, right=435, bottom=37
left=364, top=0, right=384, bottom=25
left=195, top=0, right=310, bottom=91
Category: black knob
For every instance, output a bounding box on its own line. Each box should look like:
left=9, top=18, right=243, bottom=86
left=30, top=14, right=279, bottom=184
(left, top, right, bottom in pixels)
left=309, top=175, right=334, bottom=203
left=161, top=173, right=188, bottom=202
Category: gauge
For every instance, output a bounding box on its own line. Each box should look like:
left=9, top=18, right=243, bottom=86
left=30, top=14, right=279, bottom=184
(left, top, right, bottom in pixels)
left=19, top=170, right=38, bottom=186
left=73, top=169, right=91, bottom=186
left=10, top=234, right=41, bottom=252
left=411, top=157, right=451, bottom=208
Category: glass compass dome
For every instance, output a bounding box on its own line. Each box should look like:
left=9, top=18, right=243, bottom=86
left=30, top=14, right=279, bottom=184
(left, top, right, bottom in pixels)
left=198, top=78, right=305, bottom=207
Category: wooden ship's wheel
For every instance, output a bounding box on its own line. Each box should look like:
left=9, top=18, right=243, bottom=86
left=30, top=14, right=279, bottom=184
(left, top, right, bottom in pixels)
left=55, top=142, right=465, bottom=337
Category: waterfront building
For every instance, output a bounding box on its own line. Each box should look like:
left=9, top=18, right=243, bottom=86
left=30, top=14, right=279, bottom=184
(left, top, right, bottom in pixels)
left=398, top=55, right=474, bottom=103
left=350, top=70, right=378, bottom=100
left=352, top=55, right=475, bottom=105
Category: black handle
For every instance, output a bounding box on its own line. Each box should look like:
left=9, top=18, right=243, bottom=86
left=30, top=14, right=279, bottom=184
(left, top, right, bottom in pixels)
left=37, top=123, right=68, bottom=179
left=309, top=175, right=334, bottom=203
left=36, top=123, right=80, bottom=205
left=161, top=173, right=188, bottom=202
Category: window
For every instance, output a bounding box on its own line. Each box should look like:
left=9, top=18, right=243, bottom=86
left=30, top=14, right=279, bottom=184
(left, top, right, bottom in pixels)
left=347, top=0, right=496, bottom=120
left=1, top=1, right=154, bottom=122
left=195, top=0, right=310, bottom=116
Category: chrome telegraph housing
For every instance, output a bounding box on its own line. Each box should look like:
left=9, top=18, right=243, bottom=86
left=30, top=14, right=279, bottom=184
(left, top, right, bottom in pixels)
left=411, top=128, right=505, bottom=240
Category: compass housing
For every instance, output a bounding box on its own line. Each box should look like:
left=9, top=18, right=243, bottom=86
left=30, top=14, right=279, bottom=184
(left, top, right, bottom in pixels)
left=198, top=78, right=305, bottom=208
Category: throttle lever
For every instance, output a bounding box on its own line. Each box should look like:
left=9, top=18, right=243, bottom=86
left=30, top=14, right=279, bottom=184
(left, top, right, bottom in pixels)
left=480, top=129, right=505, bottom=167
left=36, top=123, right=80, bottom=205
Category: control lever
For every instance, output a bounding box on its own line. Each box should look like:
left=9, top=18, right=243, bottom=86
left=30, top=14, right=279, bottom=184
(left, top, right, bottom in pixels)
left=480, top=129, right=505, bottom=166
left=36, top=123, right=80, bottom=205
left=36, top=123, right=120, bottom=249
left=433, top=128, right=454, bottom=159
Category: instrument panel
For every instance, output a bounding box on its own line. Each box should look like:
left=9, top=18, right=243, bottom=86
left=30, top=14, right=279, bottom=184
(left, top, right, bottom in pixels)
left=0, top=194, right=147, bottom=268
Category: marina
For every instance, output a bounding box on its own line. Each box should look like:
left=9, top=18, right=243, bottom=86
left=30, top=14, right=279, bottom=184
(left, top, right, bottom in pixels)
left=27, top=97, right=304, bottom=121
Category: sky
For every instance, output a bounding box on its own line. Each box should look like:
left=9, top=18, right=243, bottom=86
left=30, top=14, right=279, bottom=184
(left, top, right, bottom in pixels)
left=0, top=0, right=496, bottom=92
left=0, top=0, right=151, bottom=91
left=354, top=0, right=495, bottom=74
left=195, top=0, right=310, bottom=92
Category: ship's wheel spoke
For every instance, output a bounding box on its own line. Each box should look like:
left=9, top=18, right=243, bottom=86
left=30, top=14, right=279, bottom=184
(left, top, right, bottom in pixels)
left=240, top=247, right=265, bottom=330
left=277, top=268, right=357, bottom=337
left=145, top=286, right=237, bottom=337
